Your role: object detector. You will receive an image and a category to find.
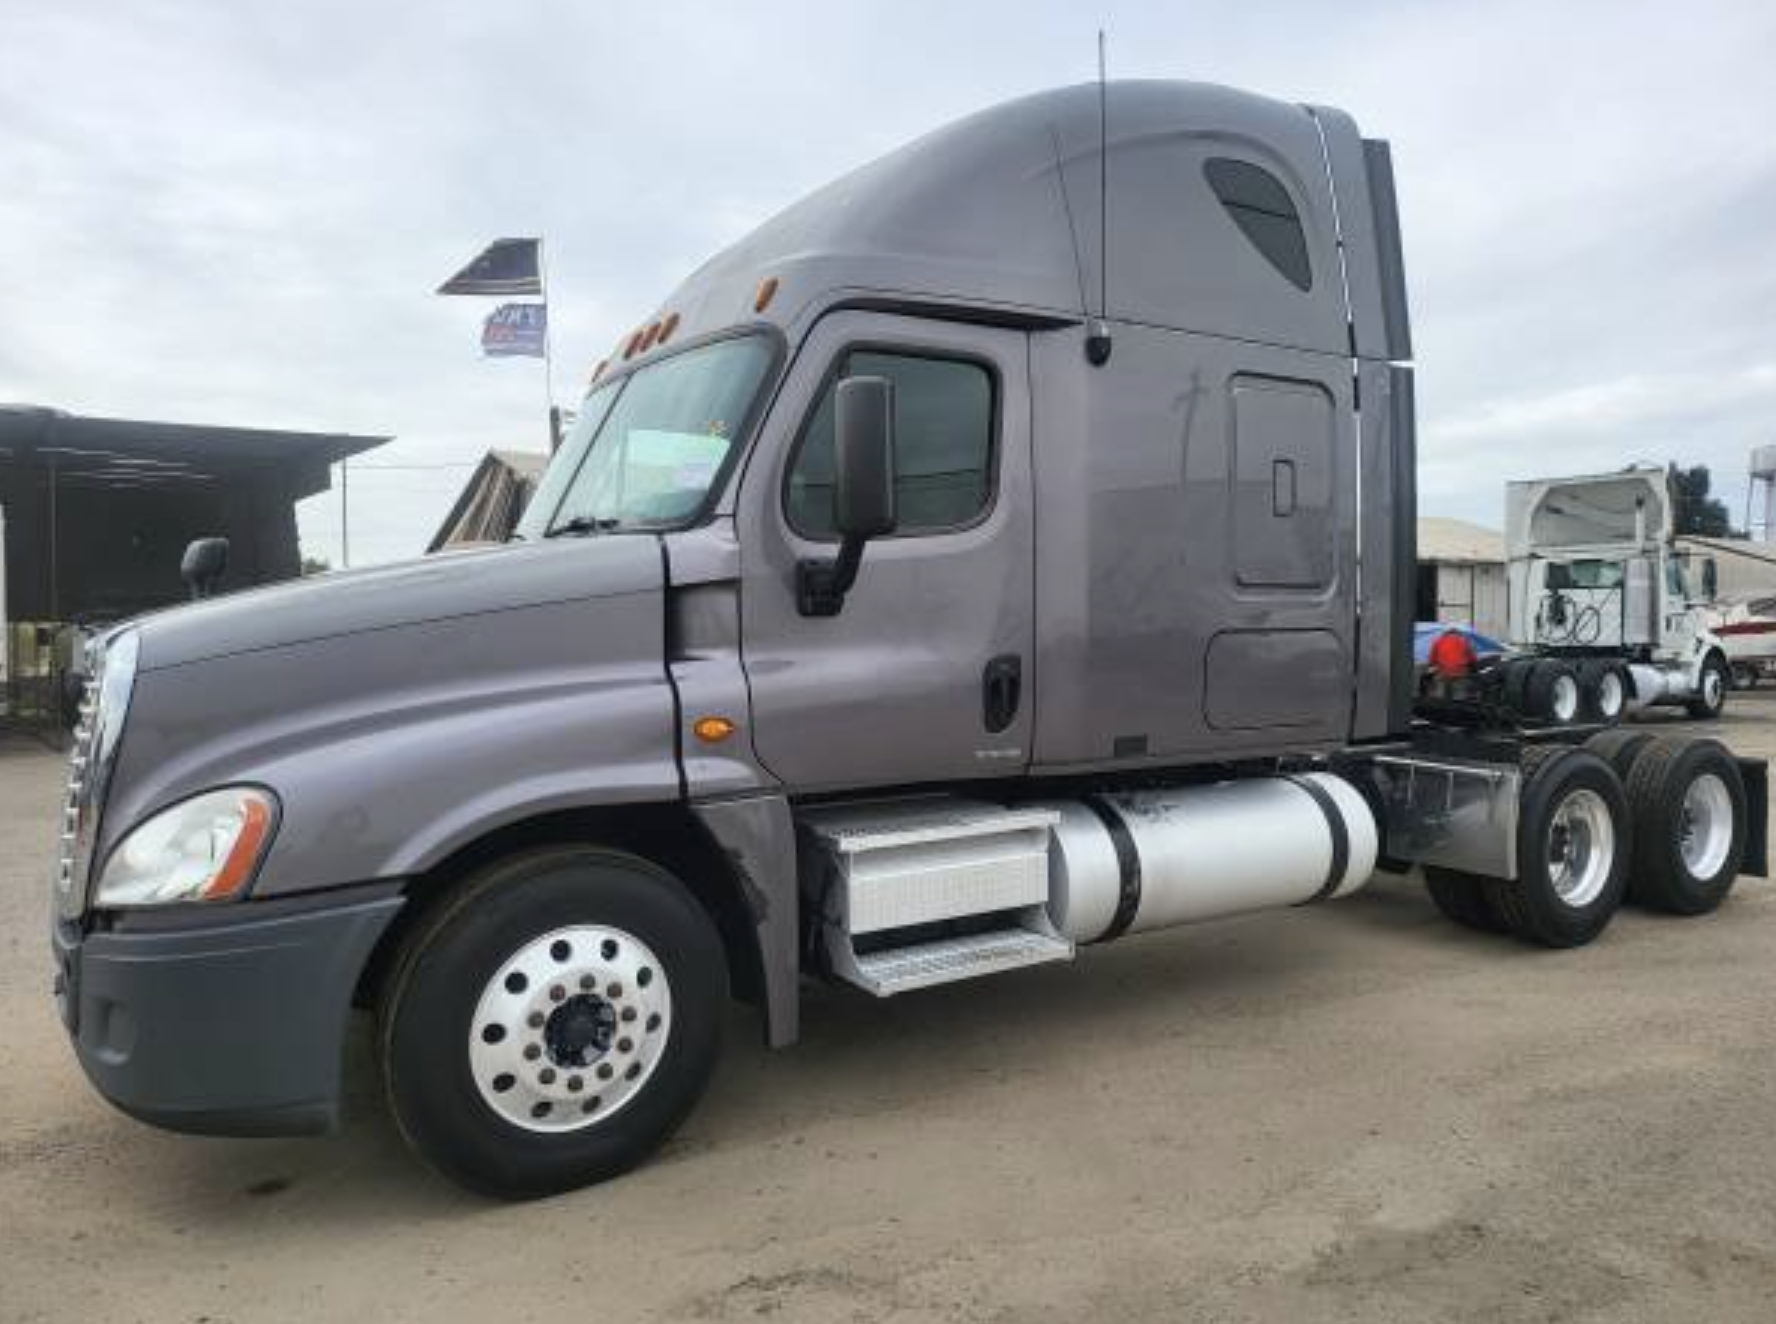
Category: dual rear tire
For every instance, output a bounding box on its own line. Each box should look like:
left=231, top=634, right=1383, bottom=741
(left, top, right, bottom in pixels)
left=1505, top=658, right=1628, bottom=726
left=1423, top=735, right=1749, bottom=945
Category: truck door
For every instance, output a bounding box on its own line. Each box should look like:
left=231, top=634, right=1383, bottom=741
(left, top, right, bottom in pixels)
left=736, top=312, right=1033, bottom=792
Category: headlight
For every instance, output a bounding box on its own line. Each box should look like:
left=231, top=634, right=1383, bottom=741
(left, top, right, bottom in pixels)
left=94, top=787, right=278, bottom=908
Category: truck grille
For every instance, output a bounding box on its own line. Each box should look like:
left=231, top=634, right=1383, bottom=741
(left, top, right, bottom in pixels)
left=53, top=677, right=100, bottom=919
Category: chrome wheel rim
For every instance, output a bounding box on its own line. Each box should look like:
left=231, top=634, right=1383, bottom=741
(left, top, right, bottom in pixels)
left=1546, top=787, right=1614, bottom=907
left=1703, top=667, right=1724, bottom=710
left=1596, top=671, right=1624, bottom=719
left=1551, top=673, right=1580, bottom=723
left=469, top=924, right=673, bottom=1133
left=1679, top=773, right=1734, bottom=880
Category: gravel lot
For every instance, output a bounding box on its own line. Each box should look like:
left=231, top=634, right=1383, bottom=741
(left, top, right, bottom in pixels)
left=5, top=701, right=1776, bottom=1323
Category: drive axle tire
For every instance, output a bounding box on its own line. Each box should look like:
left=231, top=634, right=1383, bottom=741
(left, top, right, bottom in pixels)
left=1580, top=660, right=1629, bottom=724
left=1585, top=728, right=1654, bottom=782
left=1525, top=660, right=1582, bottom=725
left=380, top=848, right=727, bottom=1199
left=1624, top=736, right=1747, bottom=915
left=1424, top=867, right=1511, bottom=934
left=1686, top=653, right=1729, bottom=720
left=1484, top=746, right=1629, bottom=948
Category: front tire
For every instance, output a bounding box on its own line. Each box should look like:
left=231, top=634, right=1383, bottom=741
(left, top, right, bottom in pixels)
left=380, top=848, right=727, bottom=1199
left=1687, top=653, right=1729, bottom=720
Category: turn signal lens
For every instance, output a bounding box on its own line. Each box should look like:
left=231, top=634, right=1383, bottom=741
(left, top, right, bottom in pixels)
left=754, top=276, right=779, bottom=313
left=693, top=716, right=737, bottom=744
left=658, top=312, right=680, bottom=343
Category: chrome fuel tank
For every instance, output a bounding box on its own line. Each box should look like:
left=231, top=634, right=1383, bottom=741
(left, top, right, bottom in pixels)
left=1039, top=773, right=1379, bottom=944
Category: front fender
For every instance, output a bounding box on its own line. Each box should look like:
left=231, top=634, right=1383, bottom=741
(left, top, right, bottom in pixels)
left=102, top=589, right=678, bottom=899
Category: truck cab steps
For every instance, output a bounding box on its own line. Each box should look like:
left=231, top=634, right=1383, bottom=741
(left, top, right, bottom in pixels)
left=849, top=928, right=1073, bottom=996
left=801, top=798, right=1072, bottom=996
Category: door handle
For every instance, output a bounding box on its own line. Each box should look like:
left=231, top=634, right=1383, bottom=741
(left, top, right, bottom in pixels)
left=983, top=654, right=1022, bottom=734
left=1272, top=458, right=1297, bottom=517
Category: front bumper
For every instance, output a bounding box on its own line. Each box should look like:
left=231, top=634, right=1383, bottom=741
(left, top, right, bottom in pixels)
left=52, top=888, right=403, bottom=1137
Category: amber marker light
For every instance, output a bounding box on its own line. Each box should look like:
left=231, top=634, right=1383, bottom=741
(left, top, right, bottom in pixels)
left=623, top=330, right=643, bottom=359
left=754, top=276, right=779, bottom=313
left=693, top=716, right=738, bottom=744
left=202, top=793, right=275, bottom=900
left=640, top=321, right=662, bottom=351
left=658, top=312, right=680, bottom=343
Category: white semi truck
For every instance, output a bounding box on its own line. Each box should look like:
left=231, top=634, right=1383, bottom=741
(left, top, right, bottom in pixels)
left=50, top=81, right=1769, bottom=1198
left=1501, top=468, right=1730, bottom=723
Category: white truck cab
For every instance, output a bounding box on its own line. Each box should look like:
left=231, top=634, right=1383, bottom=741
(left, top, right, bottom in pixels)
left=1506, top=468, right=1729, bottom=718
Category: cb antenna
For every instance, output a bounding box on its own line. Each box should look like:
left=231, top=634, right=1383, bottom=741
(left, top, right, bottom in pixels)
left=1085, top=29, right=1114, bottom=366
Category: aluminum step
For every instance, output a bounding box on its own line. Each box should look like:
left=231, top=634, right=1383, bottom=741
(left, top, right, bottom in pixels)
left=846, top=926, right=1073, bottom=997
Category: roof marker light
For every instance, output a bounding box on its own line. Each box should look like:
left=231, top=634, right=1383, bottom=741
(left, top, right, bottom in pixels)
left=754, top=276, right=779, bottom=313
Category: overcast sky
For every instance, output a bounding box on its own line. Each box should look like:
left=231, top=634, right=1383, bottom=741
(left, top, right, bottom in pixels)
left=4, top=0, right=1774, bottom=565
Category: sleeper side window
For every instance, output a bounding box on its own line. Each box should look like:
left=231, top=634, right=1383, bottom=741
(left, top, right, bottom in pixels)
left=786, top=350, right=995, bottom=538
left=1204, top=158, right=1313, bottom=292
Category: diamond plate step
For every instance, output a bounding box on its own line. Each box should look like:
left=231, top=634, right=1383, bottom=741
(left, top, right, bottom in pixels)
left=847, top=927, right=1073, bottom=997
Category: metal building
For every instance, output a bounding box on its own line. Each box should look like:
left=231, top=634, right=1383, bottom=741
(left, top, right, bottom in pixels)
left=0, top=405, right=385, bottom=719
left=1416, top=516, right=1509, bottom=639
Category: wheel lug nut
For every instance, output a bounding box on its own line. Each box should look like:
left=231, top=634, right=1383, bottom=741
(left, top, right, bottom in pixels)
left=539, top=1067, right=556, bottom=1085
left=620, top=1007, right=637, bottom=1023
left=567, top=1076, right=583, bottom=1093
left=550, top=985, right=567, bottom=1003
left=580, top=975, right=596, bottom=991
left=617, top=1037, right=633, bottom=1054
left=527, top=1012, right=544, bottom=1029
left=524, top=1044, right=541, bottom=1061
left=606, top=983, right=622, bottom=999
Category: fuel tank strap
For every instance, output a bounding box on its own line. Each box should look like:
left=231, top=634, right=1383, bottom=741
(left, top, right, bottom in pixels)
left=1282, top=775, right=1349, bottom=902
left=1081, top=796, right=1142, bottom=941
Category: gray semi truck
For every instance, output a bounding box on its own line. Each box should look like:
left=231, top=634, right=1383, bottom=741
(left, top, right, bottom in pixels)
left=50, top=81, right=1768, bottom=1198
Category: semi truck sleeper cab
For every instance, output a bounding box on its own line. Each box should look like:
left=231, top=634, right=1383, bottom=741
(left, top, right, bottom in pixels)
left=50, top=80, right=1767, bottom=1198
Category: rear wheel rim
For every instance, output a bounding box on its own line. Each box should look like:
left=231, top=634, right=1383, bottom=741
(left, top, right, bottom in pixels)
left=1551, top=674, right=1580, bottom=723
left=1597, top=671, right=1624, bottom=719
left=1679, top=772, right=1734, bottom=880
left=1546, top=787, right=1614, bottom=907
left=468, top=924, right=674, bottom=1134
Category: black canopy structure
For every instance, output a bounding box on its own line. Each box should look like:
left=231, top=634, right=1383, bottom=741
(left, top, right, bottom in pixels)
left=1, top=405, right=387, bottom=719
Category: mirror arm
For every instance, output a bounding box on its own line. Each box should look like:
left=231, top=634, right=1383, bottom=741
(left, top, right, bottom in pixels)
left=795, top=535, right=868, bottom=617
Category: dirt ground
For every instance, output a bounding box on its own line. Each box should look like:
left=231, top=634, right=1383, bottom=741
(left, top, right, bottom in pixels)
left=5, top=700, right=1776, bottom=1323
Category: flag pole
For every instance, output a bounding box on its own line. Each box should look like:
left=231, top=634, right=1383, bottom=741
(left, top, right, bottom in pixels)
left=539, top=236, right=560, bottom=452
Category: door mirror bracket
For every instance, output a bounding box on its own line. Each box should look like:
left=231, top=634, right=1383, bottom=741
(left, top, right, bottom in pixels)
left=796, top=376, right=897, bottom=617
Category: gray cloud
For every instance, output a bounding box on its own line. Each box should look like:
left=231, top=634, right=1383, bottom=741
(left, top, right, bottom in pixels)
left=3, top=0, right=1773, bottom=561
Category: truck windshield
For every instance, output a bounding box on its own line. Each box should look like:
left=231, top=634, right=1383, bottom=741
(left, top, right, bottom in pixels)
left=515, top=333, right=775, bottom=538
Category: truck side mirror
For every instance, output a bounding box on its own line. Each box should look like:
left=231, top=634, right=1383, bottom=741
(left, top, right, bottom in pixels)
left=181, top=537, right=230, bottom=601
left=798, top=376, right=897, bottom=617
left=1702, top=557, right=1719, bottom=600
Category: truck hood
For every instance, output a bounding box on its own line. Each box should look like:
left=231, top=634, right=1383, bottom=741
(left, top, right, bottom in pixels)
left=134, top=536, right=664, bottom=672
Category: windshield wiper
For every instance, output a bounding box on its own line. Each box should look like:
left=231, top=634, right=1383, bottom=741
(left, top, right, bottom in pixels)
left=544, top=515, right=622, bottom=539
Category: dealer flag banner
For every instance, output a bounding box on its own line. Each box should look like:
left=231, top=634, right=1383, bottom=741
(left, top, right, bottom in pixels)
left=482, top=302, right=548, bottom=358
left=437, top=237, right=542, bottom=296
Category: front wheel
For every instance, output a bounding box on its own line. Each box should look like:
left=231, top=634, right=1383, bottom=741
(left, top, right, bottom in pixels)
left=380, top=848, right=727, bottom=1199
left=1686, top=653, right=1729, bottom=720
